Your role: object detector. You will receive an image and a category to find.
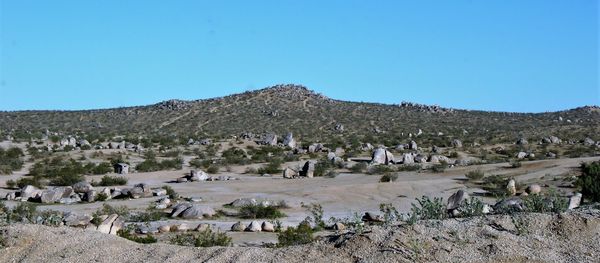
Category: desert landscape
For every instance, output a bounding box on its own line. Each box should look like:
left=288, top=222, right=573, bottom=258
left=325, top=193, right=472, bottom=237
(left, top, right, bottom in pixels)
left=0, top=86, right=599, bottom=262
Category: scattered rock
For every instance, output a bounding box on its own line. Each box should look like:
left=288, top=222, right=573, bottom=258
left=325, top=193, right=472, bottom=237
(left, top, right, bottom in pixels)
left=231, top=221, right=246, bottom=232
left=507, top=179, right=517, bottom=196
left=261, top=221, right=275, bottom=232
left=526, top=184, right=541, bottom=195
left=371, top=148, right=395, bottom=165
left=568, top=193, right=582, bottom=210
left=245, top=221, right=262, bottom=232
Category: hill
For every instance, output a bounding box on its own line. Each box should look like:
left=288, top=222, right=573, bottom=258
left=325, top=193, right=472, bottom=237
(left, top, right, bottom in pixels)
left=0, top=84, right=599, bottom=144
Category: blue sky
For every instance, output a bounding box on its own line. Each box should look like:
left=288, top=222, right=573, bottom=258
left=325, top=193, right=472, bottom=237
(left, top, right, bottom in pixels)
left=0, top=0, right=598, bottom=112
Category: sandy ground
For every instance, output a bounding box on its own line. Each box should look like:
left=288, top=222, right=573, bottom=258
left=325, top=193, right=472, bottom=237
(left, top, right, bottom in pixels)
left=1, top=140, right=598, bottom=245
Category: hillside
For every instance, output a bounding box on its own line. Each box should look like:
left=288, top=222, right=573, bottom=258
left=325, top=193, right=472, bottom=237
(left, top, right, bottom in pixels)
left=0, top=84, right=599, bottom=143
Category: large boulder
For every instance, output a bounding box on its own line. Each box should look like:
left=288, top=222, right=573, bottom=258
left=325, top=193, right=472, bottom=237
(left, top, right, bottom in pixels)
left=189, top=170, right=209, bottom=181
left=516, top=138, right=528, bottom=145
left=64, top=213, right=93, bottom=227
left=40, top=187, right=73, bottom=204
left=72, top=181, right=93, bottom=193
left=21, top=185, right=43, bottom=201
left=409, top=140, right=418, bottom=150
left=516, top=152, right=528, bottom=159
left=371, top=148, right=394, bottom=165
left=283, top=168, right=298, bottom=179
left=447, top=190, right=469, bottom=211
left=96, top=214, right=119, bottom=234
left=228, top=198, right=257, bottom=208
left=283, top=132, right=296, bottom=148
left=258, top=133, right=277, bottom=146
left=525, top=184, right=541, bottom=195
left=261, top=221, right=275, bottom=232
left=300, top=161, right=316, bottom=178
left=245, top=221, right=262, bottom=232
left=568, top=193, right=582, bottom=210
left=170, top=203, right=192, bottom=218
left=507, top=179, right=517, bottom=196
left=231, top=221, right=246, bottom=232
left=402, top=153, right=414, bottom=164
left=451, top=139, right=463, bottom=148
left=429, top=155, right=452, bottom=164
left=180, top=204, right=216, bottom=219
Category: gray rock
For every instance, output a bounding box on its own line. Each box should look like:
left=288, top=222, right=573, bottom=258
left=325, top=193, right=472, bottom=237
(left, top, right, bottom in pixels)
left=300, top=161, right=316, bottom=178
left=96, top=214, right=119, bottom=234
left=231, top=221, right=246, bottom=232
left=261, top=221, right=275, bottom=232
left=40, top=187, right=73, bottom=204
left=494, top=197, right=523, bottom=212
left=283, top=132, right=296, bottom=148
left=583, top=137, right=595, bottom=146
left=170, top=203, right=192, bottom=218
left=447, top=190, right=470, bottom=211
left=526, top=184, right=541, bottom=195
left=180, top=204, right=216, bottom=219
left=451, top=139, right=462, bottom=148
left=402, top=153, right=414, bottom=164
left=362, top=212, right=384, bottom=222
left=516, top=152, right=528, bottom=159
left=72, top=181, right=93, bottom=193
left=228, top=198, right=257, bottom=207
left=409, top=140, right=418, bottom=150
left=283, top=167, right=298, bottom=179
left=371, top=148, right=395, bottom=165
left=568, top=193, right=582, bottom=210
left=245, top=221, right=262, bottom=232
left=64, top=213, right=93, bottom=227
left=21, top=185, right=43, bottom=201
left=189, top=170, right=209, bottom=181
left=83, top=190, right=97, bottom=202
left=516, top=138, right=528, bottom=145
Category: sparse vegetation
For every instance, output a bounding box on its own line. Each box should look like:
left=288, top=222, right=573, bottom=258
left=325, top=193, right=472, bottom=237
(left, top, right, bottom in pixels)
left=277, top=220, right=314, bottom=247
left=117, top=225, right=157, bottom=244
left=577, top=161, right=600, bottom=202
left=94, top=175, right=128, bottom=186
left=238, top=204, right=285, bottom=219
left=0, top=147, right=24, bottom=174
left=379, top=173, right=399, bottom=182
left=170, top=229, right=231, bottom=247
left=465, top=170, right=484, bottom=181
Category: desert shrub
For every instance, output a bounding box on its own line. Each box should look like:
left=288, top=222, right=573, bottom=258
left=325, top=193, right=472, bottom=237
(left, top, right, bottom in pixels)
left=221, top=147, right=249, bottom=165
left=577, top=161, right=600, bottom=202
left=117, top=225, right=157, bottom=244
left=407, top=196, right=447, bottom=222
left=244, top=167, right=258, bottom=174
left=49, top=173, right=84, bottom=186
left=349, top=162, right=367, bottom=173
left=430, top=162, right=448, bottom=173
left=277, top=220, right=314, bottom=247
left=455, top=197, right=485, bottom=217
left=238, top=204, right=285, bottom=219
left=522, top=190, right=568, bottom=213
left=379, top=203, right=401, bottom=224
left=397, top=164, right=421, bottom=172
left=91, top=162, right=113, bottom=175
left=95, top=175, right=128, bottom=186
left=206, top=165, right=220, bottom=174
left=0, top=147, right=24, bottom=174
left=162, top=185, right=179, bottom=199
left=306, top=203, right=325, bottom=230
left=8, top=202, right=38, bottom=223
left=367, top=165, right=395, bottom=175
left=465, top=170, right=484, bottom=181
left=481, top=175, right=519, bottom=197
left=5, top=179, right=16, bottom=189
left=170, top=229, right=231, bottom=247
left=313, top=159, right=335, bottom=177
left=96, top=192, right=109, bottom=202
left=379, top=173, right=399, bottom=182
left=189, top=158, right=204, bottom=169
left=16, top=176, right=44, bottom=189
left=256, top=158, right=283, bottom=174
left=136, top=153, right=183, bottom=172
left=129, top=207, right=164, bottom=222
left=509, top=159, right=522, bottom=168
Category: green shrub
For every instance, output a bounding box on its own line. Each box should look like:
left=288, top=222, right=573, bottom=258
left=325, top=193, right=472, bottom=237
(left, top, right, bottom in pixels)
left=277, top=220, right=314, bottom=247
left=379, top=173, right=399, bottom=182
left=509, top=160, right=522, bottom=168
left=170, top=229, right=232, bottom=247
left=96, top=192, right=109, bottom=202
left=522, top=190, right=568, bottom=213
left=379, top=203, right=401, bottom=224
left=577, top=161, right=600, bottom=202
left=465, top=170, right=484, bottom=181
left=129, top=207, right=164, bottom=222
left=0, top=147, right=24, bottom=174
left=96, top=175, right=128, bottom=186
left=455, top=197, right=485, bottom=217
left=349, top=162, right=367, bottom=173
left=49, top=173, right=84, bottom=186
left=238, top=204, right=285, bottom=219
left=5, top=179, right=16, bottom=189
left=397, top=164, right=421, bottom=172
left=430, top=162, right=448, bottom=173
left=306, top=203, right=325, bottom=230
left=161, top=185, right=179, bottom=199
left=256, top=158, right=283, bottom=174
left=408, top=196, right=447, bottom=222
left=206, top=165, right=220, bottom=174
left=117, top=225, right=157, bottom=244
left=91, top=162, right=113, bottom=175
left=367, top=165, right=395, bottom=175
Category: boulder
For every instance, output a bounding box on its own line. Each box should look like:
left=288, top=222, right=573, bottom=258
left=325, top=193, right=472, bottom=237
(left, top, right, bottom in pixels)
left=494, top=197, right=524, bottom=212
left=283, top=132, right=296, bottom=148
left=83, top=190, right=97, bottom=202
left=283, top=168, right=297, bottom=179
left=451, top=139, right=462, bottom=148
left=259, top=133, right=277, bottom=146
left=40, top=187, right=73, bottom=204
left=109, top=217, right=125, bottom=235
left=177, top=177, right=188, bottom=183
left=333, top=222, right=346, bottom=231
left=153, top=188, right=167, bottom=196
left=261, top=221, right=275, bottom=232
left=21, top=185, right=43, bottom=201
left=568, top=193, right=582, bottom=210
left=516, top=138, right=528, bottom=145
left=72, top=181, right=93, bottom=193
left=525, top=184, right=541, bottom=195
left=172, top=223, right=190, bottom=232
left=96, top=214, right=119, bottom=234
left=516, top=152, right=528, bottom=159
left=158, top=225, right=171, bottom=233
left=245, top=221, right=262, bottom=232
left=228, top=198, right=257, bottom=207
left=583, top=137, right=595, bottom=146
left=170, top=203, right=192, bottom=218
left=507, top=179, right=517, bottom=196
left=409, top=140, right=418, bottom=150
left=300, top=161, right=316, bottom=178
left=429, top=155, right=452, bottom=164
left=371, top=148, right=395, bottom=165
left=64, top=213, right=93, bottom=227
left=5, top=192, right=16, bottom=201
left=447, top=190, right=469, bottom=211
left=402, top=153, right=414, bottom=164
left=362, top=212, right=384, bottom=222
left=195, top=223, right=210, bottom=232
left=189, top=170, right=209, bottom=181
left=180, top=204, right=216, bottom=219
left=231, top=221, right=246, bottom=232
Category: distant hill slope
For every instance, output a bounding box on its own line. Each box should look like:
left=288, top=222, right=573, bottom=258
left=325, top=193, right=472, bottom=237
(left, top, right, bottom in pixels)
left=0, top=84, right=599, bottom=142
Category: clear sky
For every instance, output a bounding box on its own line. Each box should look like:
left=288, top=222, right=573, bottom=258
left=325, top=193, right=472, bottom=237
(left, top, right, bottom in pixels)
left=0, top=1, right=598, bottom=112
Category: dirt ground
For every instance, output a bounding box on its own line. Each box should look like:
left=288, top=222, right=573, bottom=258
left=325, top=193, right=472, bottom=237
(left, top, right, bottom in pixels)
left=1, top=140, right=598, bottom=245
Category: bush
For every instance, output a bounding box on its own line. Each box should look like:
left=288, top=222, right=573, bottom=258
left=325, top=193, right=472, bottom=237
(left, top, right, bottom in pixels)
left=0, top=147, right=24, bottom=174
left=407, top=196, right=447, bottom=223
left=306, top=203, right=325, bottom=230
left=455, top=197, right=485, bottom=217
left=509, top=160, right=522, bottom=168
left=397, top=164, right=421, bottom=172
left=117, top=225, right=157, bottom=244
left=430, top=162, right=448, bottom=173
left=238, top=204, right=285, bottom=219
left=16, top=177, right=44, bottom=189
left=350, top=162, right=367, bottom=173
left=277, top=220, right=314, bottom=247
left=465, top=170, right=484, bottom=181
left=522, top=190, right=568, bottom=213
left=96, top=192, right=109, bottom=202
left=129, top=207, right=164, bottom=222
left=170, top=229, right=232, bottom=247
left=206, top=165, right=220, bottom=174
left=256, top=159, right=282, bottom=174
left=577, top=161, right=600, bottom=202
left=96, top=175, right=128, bottom=186
left=5, top=179, right=16, bottom=189
left=49, top=173, right=84, bottom=186
left=162, top=185, right=179, bottom=199
left=379, top=173, right=399, bottom=182
left=367, top=165, right=395, bottom=175
left=91, top=162, right=113, bottom=175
